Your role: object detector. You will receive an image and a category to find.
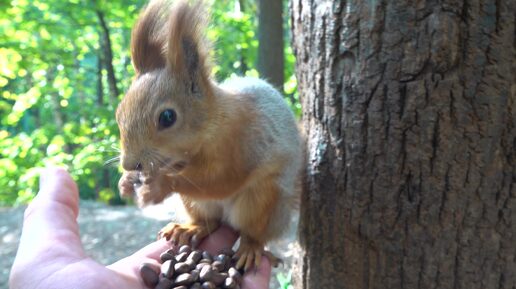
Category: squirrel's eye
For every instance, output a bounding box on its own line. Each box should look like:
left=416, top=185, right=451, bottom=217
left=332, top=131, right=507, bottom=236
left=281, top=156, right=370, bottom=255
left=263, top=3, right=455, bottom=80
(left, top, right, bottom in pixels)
left=158, top=109, right=177, bottom=129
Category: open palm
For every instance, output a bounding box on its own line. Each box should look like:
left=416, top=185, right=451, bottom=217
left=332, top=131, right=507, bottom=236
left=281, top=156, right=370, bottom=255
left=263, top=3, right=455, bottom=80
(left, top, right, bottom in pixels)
left=9, top=168, right=270, bottom=289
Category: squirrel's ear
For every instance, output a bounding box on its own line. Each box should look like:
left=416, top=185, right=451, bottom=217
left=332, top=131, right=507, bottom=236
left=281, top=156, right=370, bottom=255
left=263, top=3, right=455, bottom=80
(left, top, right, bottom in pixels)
left=131, top=0, right=168, bottom=74
left=167, top=1, right=211, bottom=94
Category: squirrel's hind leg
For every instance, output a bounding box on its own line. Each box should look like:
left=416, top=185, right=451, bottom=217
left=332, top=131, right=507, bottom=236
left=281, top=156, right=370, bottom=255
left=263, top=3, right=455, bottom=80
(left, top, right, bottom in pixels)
left=234, top=236, right=282, bottom=271
left=231, top=178, right=284, bottom=270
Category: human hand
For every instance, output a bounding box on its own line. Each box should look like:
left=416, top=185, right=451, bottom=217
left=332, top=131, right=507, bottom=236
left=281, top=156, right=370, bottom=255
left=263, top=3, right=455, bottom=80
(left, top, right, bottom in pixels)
left=9, top=167, right=271, bottom=289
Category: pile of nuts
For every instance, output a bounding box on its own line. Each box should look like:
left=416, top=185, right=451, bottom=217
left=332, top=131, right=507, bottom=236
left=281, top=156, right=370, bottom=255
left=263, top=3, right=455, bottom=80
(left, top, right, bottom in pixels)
left=140, top=245, right=243, bottom=289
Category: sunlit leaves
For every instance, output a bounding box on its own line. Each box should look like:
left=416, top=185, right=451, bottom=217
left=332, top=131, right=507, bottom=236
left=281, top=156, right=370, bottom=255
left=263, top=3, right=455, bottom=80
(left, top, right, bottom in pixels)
left=0, top=0, right=127, bottom=204
left=0, top=48, right=22, bottom=86
left=7, top=87, right=41, bottom=125
left=209, top=4, right=259, bottom=80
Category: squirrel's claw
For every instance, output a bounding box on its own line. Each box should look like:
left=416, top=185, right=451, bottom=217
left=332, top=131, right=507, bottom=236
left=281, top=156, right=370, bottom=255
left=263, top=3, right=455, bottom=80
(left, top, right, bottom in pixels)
left=234, top=238, right=283, bottom=271
left=262, top=250, right=283, bottom=268
left=158, top=222, right=219, bottom=248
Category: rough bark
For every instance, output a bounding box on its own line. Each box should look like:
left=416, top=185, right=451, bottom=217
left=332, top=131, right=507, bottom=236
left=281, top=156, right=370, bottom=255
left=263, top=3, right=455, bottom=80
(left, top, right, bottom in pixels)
left=257, top=0, right=284, bottom=91
left=291, top=1, right=515, bottom=289
left=96, top=10, right=119, bottom=100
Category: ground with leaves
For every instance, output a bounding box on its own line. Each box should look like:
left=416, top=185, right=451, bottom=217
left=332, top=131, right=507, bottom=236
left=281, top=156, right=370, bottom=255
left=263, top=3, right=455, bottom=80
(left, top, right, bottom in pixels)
left=0, top=196, right=295, bottom=289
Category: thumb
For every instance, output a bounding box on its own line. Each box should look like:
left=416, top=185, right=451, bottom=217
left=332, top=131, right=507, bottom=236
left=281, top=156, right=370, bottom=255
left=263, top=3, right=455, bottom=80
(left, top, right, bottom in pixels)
left=15, top=167, right=85, bottom=261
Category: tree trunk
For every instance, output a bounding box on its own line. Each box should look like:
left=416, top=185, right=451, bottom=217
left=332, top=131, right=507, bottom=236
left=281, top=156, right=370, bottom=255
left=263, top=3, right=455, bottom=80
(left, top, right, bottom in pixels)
left=46, top=68, right=64, bottom=131
left=97, top=49, right=104, bottom=105
left=257, top=0, right=284, bottom=91
left=237, top=0, right=249, bottom=75
left=291, top=1, right=515, bottom=289
left=73, top=44, right=86, bottom=122
left=96, top=10, right=119, bottom=100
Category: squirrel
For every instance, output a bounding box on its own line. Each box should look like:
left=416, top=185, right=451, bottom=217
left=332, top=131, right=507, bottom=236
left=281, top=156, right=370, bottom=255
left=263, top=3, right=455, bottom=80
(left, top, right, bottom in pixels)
left=116, top=0, right=302, bottom=270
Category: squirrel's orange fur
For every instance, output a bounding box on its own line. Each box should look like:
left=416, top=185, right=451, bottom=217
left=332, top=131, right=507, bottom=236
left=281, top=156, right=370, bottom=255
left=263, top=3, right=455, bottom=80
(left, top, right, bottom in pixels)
left=117, top=0, right=302, bottom=270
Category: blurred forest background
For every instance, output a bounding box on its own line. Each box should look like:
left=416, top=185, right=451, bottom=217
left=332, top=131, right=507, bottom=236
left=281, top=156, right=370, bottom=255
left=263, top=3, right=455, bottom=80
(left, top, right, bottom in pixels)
left=0, top=0, right=299, bottom=206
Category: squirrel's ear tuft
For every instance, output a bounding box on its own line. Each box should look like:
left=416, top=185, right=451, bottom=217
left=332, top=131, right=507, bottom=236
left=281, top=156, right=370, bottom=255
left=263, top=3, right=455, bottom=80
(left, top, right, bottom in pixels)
left=131, top=0, right=169, bottom=74
left=167, top=0, right=211, bottom=93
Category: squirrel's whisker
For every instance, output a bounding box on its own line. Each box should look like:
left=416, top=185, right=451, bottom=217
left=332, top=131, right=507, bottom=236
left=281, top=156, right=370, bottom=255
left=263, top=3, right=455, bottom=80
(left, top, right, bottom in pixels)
left=110, top=144, right=121, bottom=152
left=149, top=150, right=203, bottom=193
left=103, top=156, right=120, bottom=167
left=178, top=174, right=204, bottom=195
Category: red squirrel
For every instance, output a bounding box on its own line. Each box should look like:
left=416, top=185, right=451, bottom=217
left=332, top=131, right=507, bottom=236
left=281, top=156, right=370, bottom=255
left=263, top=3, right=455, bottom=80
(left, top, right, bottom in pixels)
left=117, top=0, right=302, bottom=270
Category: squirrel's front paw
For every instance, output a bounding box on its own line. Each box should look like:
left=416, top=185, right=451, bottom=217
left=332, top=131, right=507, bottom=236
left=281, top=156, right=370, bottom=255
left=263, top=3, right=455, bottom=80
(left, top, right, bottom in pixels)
left=134, top=174, right=168, bottom=207
left=118, top=171, right=141, bottom=198
left=135, top=183, right=162, bottom=207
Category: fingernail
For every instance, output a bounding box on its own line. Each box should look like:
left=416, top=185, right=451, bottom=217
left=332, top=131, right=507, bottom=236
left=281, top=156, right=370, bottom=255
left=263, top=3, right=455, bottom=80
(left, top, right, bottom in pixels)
left=39, top=168, right=51, bottom=188
left=39, top=167, right=67, bottom=188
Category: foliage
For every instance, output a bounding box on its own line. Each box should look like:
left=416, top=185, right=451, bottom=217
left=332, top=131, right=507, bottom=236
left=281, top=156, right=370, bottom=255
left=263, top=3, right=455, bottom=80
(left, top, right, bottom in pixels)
left=276, top=272, right=294, bottom=289
left=0, top=0, right=297, bottom=206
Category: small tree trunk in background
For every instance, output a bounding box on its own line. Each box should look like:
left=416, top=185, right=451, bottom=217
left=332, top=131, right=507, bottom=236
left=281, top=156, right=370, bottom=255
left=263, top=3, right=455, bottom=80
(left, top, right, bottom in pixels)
left=95, top=50, right=107, bottom=201
left=96, top=50, right=104, bottom=105
left=94, top=20, right=112, bottom=200
left=96, top=10, right=119, bottom=100
left=46, top=68, right=64, bottom=131
left=291, top=0, right=515, bottom=288
left=102, top=168, right=110, bottom=192
left=237, top=0, right=248, bottom=74
left=47, top=67, right=73, bottom=154
left=73, top=46, right=87, bottom=124
left=257, top=0, right=284, bottom=92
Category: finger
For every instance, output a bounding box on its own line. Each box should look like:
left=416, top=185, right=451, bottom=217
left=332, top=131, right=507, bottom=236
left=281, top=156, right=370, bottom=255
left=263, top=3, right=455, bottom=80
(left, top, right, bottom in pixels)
left=241, top=256, right=271, bottom=289
left=16, top=167, right=85, bottom=261
left=127, top=238, right=172, bottom=260
left=198, top=225, right=239, bottom=256
left=108, top=239, right=170, bottom=281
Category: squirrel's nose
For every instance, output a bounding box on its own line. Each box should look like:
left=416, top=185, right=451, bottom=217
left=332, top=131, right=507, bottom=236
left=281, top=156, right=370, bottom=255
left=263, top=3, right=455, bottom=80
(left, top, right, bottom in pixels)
left=121, top=158, right=143, bottom=171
